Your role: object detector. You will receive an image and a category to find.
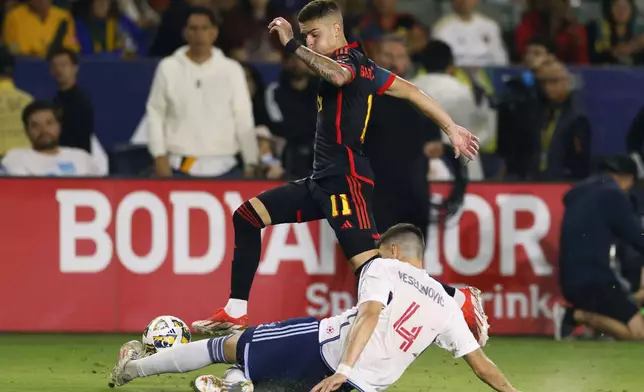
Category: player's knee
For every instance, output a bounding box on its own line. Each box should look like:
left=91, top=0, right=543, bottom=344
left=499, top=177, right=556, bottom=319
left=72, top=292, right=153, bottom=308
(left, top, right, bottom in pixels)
left=233, top=200, right=268, bottom=229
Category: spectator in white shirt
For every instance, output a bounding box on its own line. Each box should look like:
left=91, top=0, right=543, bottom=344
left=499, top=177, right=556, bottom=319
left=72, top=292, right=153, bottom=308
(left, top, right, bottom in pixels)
left=432, top=0, right=508, bottom=67
left=147, top=6, right=259, bottom=178
left=414, top=41, right=487, bottom=180
left=1, top=100, right=102, bottom=176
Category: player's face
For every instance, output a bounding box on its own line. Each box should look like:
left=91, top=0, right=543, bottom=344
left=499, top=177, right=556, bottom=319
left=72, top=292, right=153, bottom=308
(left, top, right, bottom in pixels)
left=184, top=15, right=218, bottom=49
left=50, top=54, right=78, bottom=87
left=299, top=18, right=342, bottom=56
left=26, top=110, right=61, bottom=150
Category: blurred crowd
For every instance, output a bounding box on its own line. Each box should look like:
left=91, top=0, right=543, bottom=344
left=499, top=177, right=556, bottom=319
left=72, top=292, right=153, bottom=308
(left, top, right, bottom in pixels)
left=0, top=0, right=644, bottom=180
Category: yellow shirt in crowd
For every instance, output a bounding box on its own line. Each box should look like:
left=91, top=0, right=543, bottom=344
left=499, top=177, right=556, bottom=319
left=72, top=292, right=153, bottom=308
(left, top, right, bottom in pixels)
left=2, top=4, right=79, bottom=58
left=0, top=79, right=33, bottom=156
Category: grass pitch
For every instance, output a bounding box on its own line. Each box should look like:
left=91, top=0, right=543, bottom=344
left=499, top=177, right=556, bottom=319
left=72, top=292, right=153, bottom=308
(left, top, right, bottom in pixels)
left=0, top=334, right=640, bottom=391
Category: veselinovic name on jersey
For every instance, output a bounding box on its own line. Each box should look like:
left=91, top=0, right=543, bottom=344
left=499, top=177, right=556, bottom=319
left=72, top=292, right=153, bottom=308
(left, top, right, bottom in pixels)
left=399, top=271, right=445, bottom=306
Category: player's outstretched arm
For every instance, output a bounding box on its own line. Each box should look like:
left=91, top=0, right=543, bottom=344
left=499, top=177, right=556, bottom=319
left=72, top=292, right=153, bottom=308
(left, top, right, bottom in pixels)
left=463, top=349, right=518, bottom=392
left=383, top=75, right=480, bottom=161
left=310, top=301, right=383, bottom=392
left=268, top=17, right=352, bottom=87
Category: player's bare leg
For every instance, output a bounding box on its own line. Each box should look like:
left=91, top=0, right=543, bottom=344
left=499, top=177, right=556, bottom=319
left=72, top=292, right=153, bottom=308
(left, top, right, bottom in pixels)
left=193, top=198, right=271, bottom=335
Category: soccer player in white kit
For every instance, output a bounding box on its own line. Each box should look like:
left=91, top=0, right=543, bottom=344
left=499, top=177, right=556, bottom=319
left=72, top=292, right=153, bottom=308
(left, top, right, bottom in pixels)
left=109, top=224, right=517, bottom=392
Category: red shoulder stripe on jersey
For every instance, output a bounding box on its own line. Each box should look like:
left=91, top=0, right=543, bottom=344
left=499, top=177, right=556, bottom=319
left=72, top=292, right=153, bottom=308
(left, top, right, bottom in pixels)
left=337, top=62, right=356, bottom=83
left=376, top=73, right=396, bottom=95
left=335, top=91, right=343, bottom=144
left=346, top=175, right=366, bottom=229
left=345, top=145, right=375, bottom=185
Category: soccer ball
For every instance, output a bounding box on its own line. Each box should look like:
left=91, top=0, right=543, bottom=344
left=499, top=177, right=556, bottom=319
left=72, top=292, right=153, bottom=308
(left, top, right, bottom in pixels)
left=142, top=315, right=191, bottom=355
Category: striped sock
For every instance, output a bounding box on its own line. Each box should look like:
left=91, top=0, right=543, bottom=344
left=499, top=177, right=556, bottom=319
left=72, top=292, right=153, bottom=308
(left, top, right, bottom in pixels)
left=207, top=336, right=234, bottom=364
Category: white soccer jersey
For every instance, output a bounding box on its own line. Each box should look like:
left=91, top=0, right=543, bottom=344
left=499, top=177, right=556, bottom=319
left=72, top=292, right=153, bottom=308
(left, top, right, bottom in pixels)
left=318, top=258, right=479, bottom=391
left=1, top=147, right=103, bottom=176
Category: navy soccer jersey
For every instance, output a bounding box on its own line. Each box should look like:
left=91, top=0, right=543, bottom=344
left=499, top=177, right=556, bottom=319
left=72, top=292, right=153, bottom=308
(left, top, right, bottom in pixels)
left=312, top=42, right=396, bottom=184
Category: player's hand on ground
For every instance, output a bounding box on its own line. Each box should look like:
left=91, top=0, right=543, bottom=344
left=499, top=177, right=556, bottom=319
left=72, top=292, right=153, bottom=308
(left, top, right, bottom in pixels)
left=268, top=17, right=294, bottom=46
left=310, top=373, right=347, bottom=392
left=447, top=124, right=480, bottom=161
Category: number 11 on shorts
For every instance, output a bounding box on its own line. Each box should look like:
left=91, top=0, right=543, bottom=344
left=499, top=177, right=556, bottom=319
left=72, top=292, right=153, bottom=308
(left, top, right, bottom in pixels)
left=330, top=194, right=352, bottom=217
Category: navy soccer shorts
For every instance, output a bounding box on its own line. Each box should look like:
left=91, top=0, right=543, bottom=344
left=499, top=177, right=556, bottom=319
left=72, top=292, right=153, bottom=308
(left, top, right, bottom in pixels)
left=235, top=317, right=348, bottom=391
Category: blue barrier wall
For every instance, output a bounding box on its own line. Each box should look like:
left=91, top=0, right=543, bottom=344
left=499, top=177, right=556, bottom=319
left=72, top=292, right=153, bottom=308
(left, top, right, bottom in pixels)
left=13, top=57, right=644, bottom=154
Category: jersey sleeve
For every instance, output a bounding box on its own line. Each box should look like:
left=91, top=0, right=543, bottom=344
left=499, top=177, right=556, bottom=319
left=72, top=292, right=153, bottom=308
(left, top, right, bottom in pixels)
left=334, top=52, right=358, bottom=84
left=434, top=311, right=480, bottom=359
left=357, top=260, right=394, bottom=307
left=373, top=65, right=396, bottom=95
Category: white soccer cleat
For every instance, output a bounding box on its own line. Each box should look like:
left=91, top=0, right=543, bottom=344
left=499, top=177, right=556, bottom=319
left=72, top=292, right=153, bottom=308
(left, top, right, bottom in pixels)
left=459, top=287, right=490, bottom=347
left=192, top=375, right=254, bottom=392
left=108, top=340, right=144, bottom=388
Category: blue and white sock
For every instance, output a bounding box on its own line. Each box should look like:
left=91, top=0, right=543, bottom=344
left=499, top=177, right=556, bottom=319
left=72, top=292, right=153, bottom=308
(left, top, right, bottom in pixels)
left=125, top=339, right=215, bottom=378
left=207, top=335, right=234, bottom=364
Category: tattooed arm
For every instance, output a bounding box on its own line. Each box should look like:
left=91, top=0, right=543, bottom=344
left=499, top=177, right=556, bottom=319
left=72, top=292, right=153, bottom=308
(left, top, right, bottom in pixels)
left=294, top=45, right=354, bottom=87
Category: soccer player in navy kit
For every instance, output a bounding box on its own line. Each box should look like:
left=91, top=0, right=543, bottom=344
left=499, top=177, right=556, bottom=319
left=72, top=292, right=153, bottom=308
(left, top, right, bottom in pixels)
left=192, top=0, right=486, bottom=343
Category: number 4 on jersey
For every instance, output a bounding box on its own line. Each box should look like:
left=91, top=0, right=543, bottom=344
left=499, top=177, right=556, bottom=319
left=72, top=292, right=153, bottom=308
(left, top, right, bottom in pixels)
left=394, top=302, right=423, bottom=352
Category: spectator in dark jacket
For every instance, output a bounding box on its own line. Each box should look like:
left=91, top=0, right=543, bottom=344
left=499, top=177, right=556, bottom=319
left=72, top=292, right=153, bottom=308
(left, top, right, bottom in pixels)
left=497, top=36, right=553, bottom=179
left=48, top=48, right=94, bottom=153
left=264, top=52, right=318, bottom=180
left=149, top=0, right=214, bottom=57
left=534, top=59, right=591, bottom=180
left=556, top=156, right=644, bottom=340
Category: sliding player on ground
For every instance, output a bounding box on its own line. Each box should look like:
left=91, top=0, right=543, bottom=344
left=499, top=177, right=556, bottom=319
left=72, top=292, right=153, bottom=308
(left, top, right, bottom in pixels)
left=109, top=225, right=516, bottom=392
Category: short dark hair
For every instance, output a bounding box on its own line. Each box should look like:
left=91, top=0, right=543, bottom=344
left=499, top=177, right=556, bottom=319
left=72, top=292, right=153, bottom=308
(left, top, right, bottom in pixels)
left=47, top=48, right=79, bottom=65
left=527, top=36, right=556, bottom=54
left=22, top=100, right=59, bottom=128
left=421, top=40, right=454, bottom=73
left=376, top=223, right=425, bottom=249
left=186, top=6, right=219, bottom=27
left=297, top=0, right=340, bottom=23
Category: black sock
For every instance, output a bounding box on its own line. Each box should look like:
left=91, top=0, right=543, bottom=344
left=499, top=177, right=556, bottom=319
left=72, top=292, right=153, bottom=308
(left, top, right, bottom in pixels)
left=229, top=201, right=265, bottom=301
left=440, top=282, right=456, bottom=297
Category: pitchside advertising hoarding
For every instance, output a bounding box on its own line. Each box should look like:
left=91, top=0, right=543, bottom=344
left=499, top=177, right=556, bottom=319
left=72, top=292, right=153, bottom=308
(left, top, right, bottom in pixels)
left=0, top=179, right=568, bottom=335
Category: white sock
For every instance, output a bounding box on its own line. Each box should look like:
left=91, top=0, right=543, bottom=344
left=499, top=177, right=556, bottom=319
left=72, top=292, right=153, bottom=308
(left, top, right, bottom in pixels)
left=454, top=289, right=466, bottom=308
left=225, top=299, right=248, bottom=318
left=125, top=339, right=212, bottom=378
left=224, top=365, right=249, bottom=383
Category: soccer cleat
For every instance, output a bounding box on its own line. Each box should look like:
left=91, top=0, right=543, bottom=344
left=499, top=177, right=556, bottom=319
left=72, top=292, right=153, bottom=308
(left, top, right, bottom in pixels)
left=192, top=375, right=254, bottom=392
left=108, top=340, right=144, bottom=388
left=459, top=287, right=490, bottom=347
left=192, top=308, right=249, bottom=335
left=553, top=301, right=576, bottom=341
